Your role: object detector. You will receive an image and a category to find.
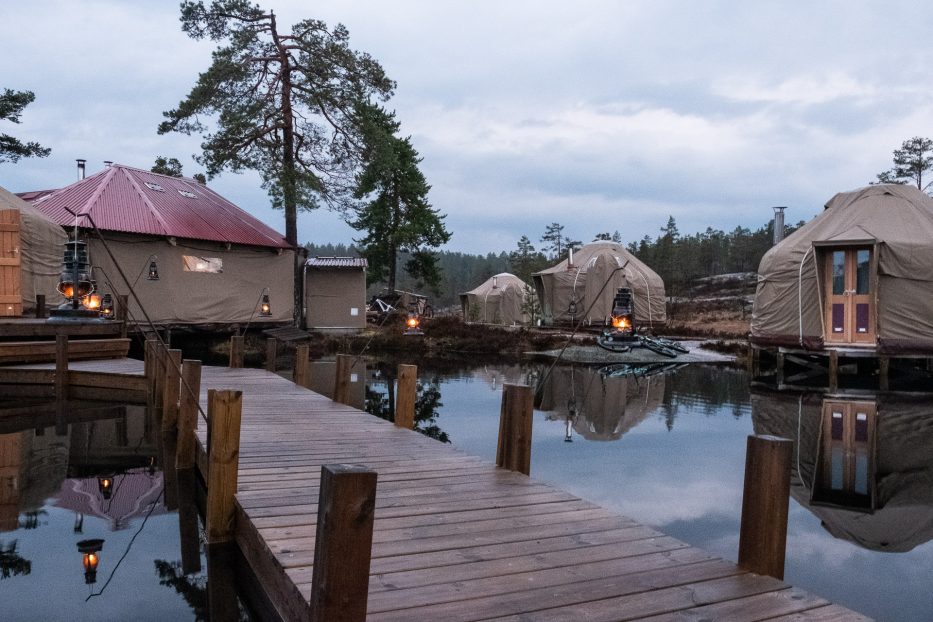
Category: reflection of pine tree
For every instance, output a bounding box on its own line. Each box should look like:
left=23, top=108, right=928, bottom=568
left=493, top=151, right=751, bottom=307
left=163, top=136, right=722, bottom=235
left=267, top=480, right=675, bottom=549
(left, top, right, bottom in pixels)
left=19, top=510, right=46, bottom=530
left=0, top=540, right=31, bottom=579
left=155, top=560, right=209, bottom=620
left=415, top=379, right=450, bottom=443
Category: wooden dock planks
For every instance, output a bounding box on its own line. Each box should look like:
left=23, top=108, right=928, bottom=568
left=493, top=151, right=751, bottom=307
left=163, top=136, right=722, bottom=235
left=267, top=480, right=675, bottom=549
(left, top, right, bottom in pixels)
left=187, top=364, right=871, bottom=622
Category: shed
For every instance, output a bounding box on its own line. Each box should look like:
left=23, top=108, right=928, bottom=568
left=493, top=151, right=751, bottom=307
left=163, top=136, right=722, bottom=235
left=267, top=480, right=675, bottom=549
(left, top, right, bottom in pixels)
left=23, top=164, right=295, bottom=326
left=460, top=272, right=530, bottom=325
left=532, top=241, right=666, bottom=327
left=0, top=185, right=67, bottom=316
left=304, top=257, right=368, bottom=332
left=751, top=184, right=933, bottom=353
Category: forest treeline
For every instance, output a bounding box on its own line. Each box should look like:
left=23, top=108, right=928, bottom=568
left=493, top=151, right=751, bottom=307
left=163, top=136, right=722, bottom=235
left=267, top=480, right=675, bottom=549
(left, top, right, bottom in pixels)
left=306, top=215, right=803, bottom=309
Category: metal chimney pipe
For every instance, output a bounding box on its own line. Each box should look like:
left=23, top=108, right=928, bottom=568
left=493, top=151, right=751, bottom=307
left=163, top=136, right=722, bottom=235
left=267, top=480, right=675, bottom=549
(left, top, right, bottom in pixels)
left=103, top=161, right=113, bottom=168
left=772, top=207, right=787, bottom=245
left=76, top=159, right=86, bottom=180
left=568, top=247, right=574, bottom=267
left=492, top=275, right=498, bottom=289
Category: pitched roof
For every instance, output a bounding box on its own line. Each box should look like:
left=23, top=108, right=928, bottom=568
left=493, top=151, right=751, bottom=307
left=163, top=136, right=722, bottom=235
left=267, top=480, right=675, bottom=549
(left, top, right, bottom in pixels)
left=24, top=164, right=290, bottom=249
left=306, top=256, right=368, bottom=268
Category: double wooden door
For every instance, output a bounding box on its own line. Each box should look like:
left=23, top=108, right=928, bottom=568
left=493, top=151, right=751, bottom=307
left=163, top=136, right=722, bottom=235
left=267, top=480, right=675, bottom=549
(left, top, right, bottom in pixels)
left=824, top=247, right=874, bottom=345
left=0, top=210, right=22, bottom=317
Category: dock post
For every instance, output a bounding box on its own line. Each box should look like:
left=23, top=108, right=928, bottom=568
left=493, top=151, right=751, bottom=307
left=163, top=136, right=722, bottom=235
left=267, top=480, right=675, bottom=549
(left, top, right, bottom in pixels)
left=294, top=344, right=310, bottom=388
left=35, top=294, right=45, bottom=319
left=738, top=434, right=793, bottom=580
left=55, top=334, right=68, bottom=400
left=265, top=338, right=277, bottom=372
left=229, top=335, right=244, bottom=368
left=747, top=345, right=760, bottom=378
left=333, top=353, right=357, bottom=406
left=176, top=359, right=202, bottom=471
left=153, top=342, right=167, bottom=415
left=395, top=364, right=417, bottom=429
left=310, top=464, right=377, bottom=622
left=496, top=384, right=534, bottom=475
left=206, top=389, right=243, bottom=544
left=161, top=349, right=182, bottom=431
left=117, top=294, right=129, bottom=338
left=775, top=352, right=785, bottom=386
left=177, top=468, right=202, bottom=575
left=828, top=350, right=839, bottom=392
left=879, top=356, right=890, bottom=391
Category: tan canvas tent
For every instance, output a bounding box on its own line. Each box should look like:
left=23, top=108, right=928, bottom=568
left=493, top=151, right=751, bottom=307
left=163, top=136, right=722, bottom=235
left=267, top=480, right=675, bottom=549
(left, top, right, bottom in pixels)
left=460, top=272, right=530, bottom=325
left=0, top=185, right=67, bottom=316
left=532, top=241, right=666, bottom=326
left=751, top=184, right=933, bottom=353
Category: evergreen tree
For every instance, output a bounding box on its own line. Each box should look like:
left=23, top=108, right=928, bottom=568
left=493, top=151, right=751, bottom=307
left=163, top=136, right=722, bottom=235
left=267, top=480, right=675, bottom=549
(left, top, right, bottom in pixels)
left=158, top=0, right=394, bottom=247
left=349, top=104, right=450, bottom=292
left=151, top=156, right=184, bottom=177
left=0, top=88, right=50, bottom=164
left=875, top=136, right=933, bottom=193
left=508, top=235, right=545, bottom=284
left=540, top=222, right=566, bottom=259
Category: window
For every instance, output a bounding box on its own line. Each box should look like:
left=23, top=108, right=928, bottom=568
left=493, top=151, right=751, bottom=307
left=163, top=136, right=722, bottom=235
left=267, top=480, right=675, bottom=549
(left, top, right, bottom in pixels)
left=182, top=256, right=223, bottom=273
left=144, top=182, right=166, bottom=192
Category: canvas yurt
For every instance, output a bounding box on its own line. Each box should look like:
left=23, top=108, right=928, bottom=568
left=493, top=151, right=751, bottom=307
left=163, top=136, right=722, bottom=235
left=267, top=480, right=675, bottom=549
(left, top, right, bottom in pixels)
left=0, top=185, right=67, bottom=316
left=532, top=241, right=666, bottom=327
left=751, top=184, right=933, bottom=353
left=23, top=164, right=295, bottom=327
left=460, top=272, right=530, bottom=325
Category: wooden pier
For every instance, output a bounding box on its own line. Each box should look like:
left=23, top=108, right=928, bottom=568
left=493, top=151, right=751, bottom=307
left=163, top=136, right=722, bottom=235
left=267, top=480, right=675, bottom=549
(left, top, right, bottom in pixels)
left=2, top=354, right=869, bottom=621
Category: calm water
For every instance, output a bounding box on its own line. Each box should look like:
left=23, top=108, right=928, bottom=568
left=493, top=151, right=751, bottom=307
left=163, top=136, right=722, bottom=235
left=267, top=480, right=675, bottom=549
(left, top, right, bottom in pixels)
left=0, top=403, right=249, bottom=621
left=365, top=361, right=933, bottom=622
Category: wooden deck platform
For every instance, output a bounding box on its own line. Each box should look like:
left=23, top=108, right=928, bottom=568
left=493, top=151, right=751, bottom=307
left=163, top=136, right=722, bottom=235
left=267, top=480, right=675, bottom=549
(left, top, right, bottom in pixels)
left=187, top=364, right=869, bottom=622
left=1, top=356, right=869, bottom=620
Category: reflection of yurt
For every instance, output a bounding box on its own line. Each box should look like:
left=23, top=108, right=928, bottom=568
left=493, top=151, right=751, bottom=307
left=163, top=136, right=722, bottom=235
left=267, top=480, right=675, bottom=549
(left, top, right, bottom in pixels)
left=536, top=365, right=665, bottom=440
left=55, top=471, right=166, bottom=531
left=460, top=273, right=530, bottom=325
left=0, top=185, right=67, bottom=316
left=752, top=389, right=933, bottom=552
left=532, top=242, right=666, bottom=326
left=752, top=185, right=933, bottom=353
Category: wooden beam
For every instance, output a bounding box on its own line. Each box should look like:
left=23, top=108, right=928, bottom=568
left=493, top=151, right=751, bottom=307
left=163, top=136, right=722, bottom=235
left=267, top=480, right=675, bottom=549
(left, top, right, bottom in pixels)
left=229, top=335, right=245, bottom=369
left=206, top=389, right=243, bottom=544
left=117, top=294, right=128, bottom=338
left=55, top=335, right=68, bottom=400
left=395, top=364, right=417, bottom=429
left=310, top=464, right=377, bottom=622
left=294, top=344, right=310, bottom=388
left=738, top=434, right=793, bottom=580
left=775, top=352, right=785, bottom=386
left=265, top=338, right=277, bottom=373
left=35, top=294, right=45, bottom=319
left=0, top=338, right=130, bottom=365
left=333, top=354, right=357, bottom=406
left=879, top=356, right=890, bottom=391
left=162, top=349, right=182, bottom=432
left=828, top=350, right=839, bottom=392
left=176, top=359, right=202, bottom=471
left=496, top=384, right=534, bottom=475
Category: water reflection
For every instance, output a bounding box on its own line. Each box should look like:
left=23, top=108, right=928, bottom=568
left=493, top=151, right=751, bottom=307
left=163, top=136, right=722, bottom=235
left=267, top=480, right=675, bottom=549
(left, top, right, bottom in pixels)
left=365, top=363, right=451, bottom=442
left=752, top=389, right=933, bottom=552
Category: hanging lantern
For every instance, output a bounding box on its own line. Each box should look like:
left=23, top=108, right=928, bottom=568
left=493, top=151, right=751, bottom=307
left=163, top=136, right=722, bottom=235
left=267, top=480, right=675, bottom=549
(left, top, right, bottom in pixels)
left=99, top=294, right=114, bottom=318
left=609, top=287, right=635, bottom=338
left=260, top=293, right=272, bottom=316
left=97, top=476, right=113, bottom=499
left=77, top=539, right=104, bottom=584
left=56, top=240, right=94, bottom=303
left=147, top=259, right=160, bottom=280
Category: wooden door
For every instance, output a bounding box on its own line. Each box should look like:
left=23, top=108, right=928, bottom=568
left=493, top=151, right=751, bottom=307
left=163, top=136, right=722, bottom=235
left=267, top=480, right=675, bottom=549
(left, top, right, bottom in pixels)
left=814, top=400, right=876, bottom=510
left=0, top=210, right=23, bottom=317
left=824, top=247, right=874, bottom=344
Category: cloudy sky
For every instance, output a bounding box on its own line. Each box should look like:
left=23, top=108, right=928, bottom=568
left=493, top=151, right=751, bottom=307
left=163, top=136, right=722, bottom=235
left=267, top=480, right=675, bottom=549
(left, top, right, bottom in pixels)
left=2, top=1, right=932, bottom=254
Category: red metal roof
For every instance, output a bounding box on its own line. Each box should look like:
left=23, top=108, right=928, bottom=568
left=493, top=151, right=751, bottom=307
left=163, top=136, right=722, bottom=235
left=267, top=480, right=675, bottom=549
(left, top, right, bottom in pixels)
left=306, top=256, right=368, bottom=268
left=26, top=164, right=290, bottom=249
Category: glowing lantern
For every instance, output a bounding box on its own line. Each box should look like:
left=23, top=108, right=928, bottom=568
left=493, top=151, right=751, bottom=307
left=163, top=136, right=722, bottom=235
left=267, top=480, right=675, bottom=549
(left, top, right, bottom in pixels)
left=147, top=259, right=160, bottom=280
left=260, top=293, right=272, bottom=316
left=99, top=294, right=114, bottom=318
left=77, top=539, right=104, bottom=584
left=404, top=312, right=423, bottom=335
left=98, top=476, right=113, bottom=499
left=609, top=287, right=635, bottom=339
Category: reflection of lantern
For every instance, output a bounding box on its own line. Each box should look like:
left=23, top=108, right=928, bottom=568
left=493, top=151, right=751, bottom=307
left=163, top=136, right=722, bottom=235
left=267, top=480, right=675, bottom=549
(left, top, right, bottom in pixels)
left=404, top=313, right=423, bottom=335
left=609, top=287, right=635, bottom=338
left=100, top=294, right=114, bottom=318
left=260, top=293, right=271, bottom=316
left=98, top=476, right=113, bottom=499
left=77, top=539, right=104, bottom=584
left=147, top=259, right=160, bottom=281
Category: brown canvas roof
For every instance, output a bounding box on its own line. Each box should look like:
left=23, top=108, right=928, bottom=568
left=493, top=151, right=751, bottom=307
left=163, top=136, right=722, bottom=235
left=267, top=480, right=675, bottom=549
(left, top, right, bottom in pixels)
left=751, top=184, right=933, bottom=351
left=460, top=272, right=530, bottom=325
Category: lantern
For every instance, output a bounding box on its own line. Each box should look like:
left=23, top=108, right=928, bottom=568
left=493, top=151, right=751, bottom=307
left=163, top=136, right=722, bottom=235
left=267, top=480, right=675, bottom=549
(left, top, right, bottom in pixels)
left=56, top=240, right=94, bottom=304
left=77, top=539, right=104, bottom=584
left=609, top=287, right=635, bottom=339
left=97, top=476, right=113, bottom=499
left=147, top=259, right=160, bottom=280
left=99, top=294, right=114, bottom=318
left=404, top=312, right=423, bottom=336
left=260, top=293, right=272, bottom=316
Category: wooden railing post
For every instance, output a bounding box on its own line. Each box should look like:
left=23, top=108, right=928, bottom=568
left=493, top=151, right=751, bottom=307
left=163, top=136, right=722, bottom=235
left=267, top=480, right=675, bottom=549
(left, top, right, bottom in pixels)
left=229, top=335, right=244, bottom=369
left=333, top=354, right=357, bottom=405
left=161, top=349, right=182, bottom=431
left=738, top=434, right=793, bottom=580
left=496, top=384, right=534, bottom=475
left=153, top=342, right=167, bottom=414
left=206, top=389, right=243, bottom=544
left=265, top=338, right=277, bottom=373
left=294, top=344, right=310, bottom=388
left=310, top=464, right=377, bottom=622
left=395, top=364, right=417, bottom=429
left=117, top=294, right=129, bottom=338
left=35, top=294, right=46, bottom=319
left=55, top=334, right=68, bottom=400
left=879, top=356, right=890, bottom=391
left=177, top=469, right=202, bottom=575
left=176, top=359, right=202, bottom=471
left=828, top=350, right=839, bottom=392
